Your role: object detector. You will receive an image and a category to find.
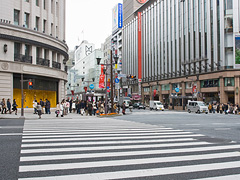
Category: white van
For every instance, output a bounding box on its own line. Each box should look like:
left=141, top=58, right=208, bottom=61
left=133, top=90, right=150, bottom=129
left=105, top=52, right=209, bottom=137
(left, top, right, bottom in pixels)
left=123, top=100, right=130, bottom=108
left=187, top=101, right=208, bottom=114
left=150, top=100, right=164, bottom=111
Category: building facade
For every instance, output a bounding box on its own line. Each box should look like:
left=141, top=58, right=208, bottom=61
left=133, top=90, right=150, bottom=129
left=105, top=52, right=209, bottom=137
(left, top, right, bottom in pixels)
left=67, top=40, right=104, bottom=101
left=0, top=0, right=68, bottom=108
left=123, top=0, right=240, bottom=108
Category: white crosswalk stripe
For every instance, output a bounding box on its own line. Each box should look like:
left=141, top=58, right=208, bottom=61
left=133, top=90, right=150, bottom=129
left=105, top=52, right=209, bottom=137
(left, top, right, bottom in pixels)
left=18, top=117, right=240, bottom=180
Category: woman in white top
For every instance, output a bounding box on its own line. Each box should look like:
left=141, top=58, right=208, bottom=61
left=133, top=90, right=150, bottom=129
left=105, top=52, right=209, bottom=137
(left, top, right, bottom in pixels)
left=60, top=101, right=64, bottom=117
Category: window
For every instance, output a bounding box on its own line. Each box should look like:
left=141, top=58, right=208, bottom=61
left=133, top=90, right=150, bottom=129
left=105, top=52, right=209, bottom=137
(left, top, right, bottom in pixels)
left=24, top=12, right=29, bottom=28
left=25, top=45, right=30, bottom=56
left=36, top=0, right=39, bottom=6
left=35, top=16, right=39, bottom=31
left=14, top=42, right=20, bottom=56
left=43, top=19, right=46, bottom=33
left=201, top=79, right=219, bottom=88
left=51, top=0, right=54, bottom=13
left=224, top=78, right=234, bottom=86
left=25, top=0, right=29, bottom=2
left=43, top=0, right=46, bottom=9
left=14, top=9, right=20, bottom=25
left=225, top=0, right=233, bottom=10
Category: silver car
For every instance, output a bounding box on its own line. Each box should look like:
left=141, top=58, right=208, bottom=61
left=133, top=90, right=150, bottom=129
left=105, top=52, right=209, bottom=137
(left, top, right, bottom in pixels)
left=187, top=101, right=208, bottom=114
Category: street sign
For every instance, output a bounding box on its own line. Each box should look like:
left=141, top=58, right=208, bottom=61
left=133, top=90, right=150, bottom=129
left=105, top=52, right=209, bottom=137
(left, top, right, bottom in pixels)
left=89, top=84, right=94, bottom=89
left=175, top=87, right=179, bottom=93
left=138, top=79, right=142, bottom=83
left=118, top=74, right=126, bottom=78
left=115, top=78, right=119, bottom=83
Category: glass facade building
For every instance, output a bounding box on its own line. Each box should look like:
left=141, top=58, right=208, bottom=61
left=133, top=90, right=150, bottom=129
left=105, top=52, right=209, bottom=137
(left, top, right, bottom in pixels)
left=122, top=0, right=240, bottom=108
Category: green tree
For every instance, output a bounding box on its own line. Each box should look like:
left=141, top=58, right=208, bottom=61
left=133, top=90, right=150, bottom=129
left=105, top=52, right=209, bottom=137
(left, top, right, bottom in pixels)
left=236, top=49, right=240, bottom=64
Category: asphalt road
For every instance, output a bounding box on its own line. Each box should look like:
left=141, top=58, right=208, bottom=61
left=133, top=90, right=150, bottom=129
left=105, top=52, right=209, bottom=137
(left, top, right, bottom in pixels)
left=0, top=118, right=24, bottom=180
left=1, top=111, right=240, bottom=179
left=114, top=109, right=240, bottom=143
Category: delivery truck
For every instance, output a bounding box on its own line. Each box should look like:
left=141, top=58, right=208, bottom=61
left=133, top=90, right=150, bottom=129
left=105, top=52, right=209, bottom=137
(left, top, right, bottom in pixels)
left=149, top=100, right=165, bottom=111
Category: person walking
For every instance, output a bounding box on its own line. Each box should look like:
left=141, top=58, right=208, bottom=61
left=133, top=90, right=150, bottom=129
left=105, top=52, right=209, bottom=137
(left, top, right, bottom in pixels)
left=69, top=99, right=73, bottom=113
left=1, top=98, right=7, bottom=114
left=88, top=101, right=93, bottom=116
left=60, top=101, right=64, bottom=117
left=93, top=102, right=97, bottom=116
left=45, top=99, right=51, bottom=114
left=122, top=102, right=126, bottom=115
left=80, top=100, right=85, bottom=115
left=12, top=99, right=18, bottom=115
left=7, top=99, right=11, bottom=114
left=36, top=102, right=42, bottom=119
left=40, top=99, right=44, bottom=114
left=220, top=104, right=223, bottom=114
left=33, top=99, right=37, bottom=114
left=55, top=102, right=60, bottom=117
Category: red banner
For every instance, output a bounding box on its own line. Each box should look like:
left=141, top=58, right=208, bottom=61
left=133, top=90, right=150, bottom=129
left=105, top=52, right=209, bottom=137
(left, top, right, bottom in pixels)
left=99, top=74, right=105, bottom=88
left=101, top=65, right=104, bottom=75
left=138, top=12, right=142, bottom=79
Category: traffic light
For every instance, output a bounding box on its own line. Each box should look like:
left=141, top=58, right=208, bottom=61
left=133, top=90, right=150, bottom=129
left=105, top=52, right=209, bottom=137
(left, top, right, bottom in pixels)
left=28, top=81, right=33, bottom=89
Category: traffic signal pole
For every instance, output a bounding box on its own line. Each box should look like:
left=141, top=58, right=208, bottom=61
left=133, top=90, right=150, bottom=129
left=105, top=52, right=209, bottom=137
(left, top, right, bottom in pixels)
left=20, top=73, right=24, bottom=118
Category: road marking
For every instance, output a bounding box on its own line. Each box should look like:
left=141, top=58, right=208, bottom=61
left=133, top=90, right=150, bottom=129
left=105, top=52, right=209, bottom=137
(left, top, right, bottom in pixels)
left=21, top=138, right=196, bottom=147
left=0, top=133, right=22, bottom=136
left=20, top=144, right=240, bottom=162
left=185, top=124, right=201, bottom=126
left=20, top=142, right=210, bottom=154
left=19, top=152, right=240, bottom=172
left=21, top=134, right=205, bottom=142
left=215, top=128, right=231, bottom=131
left=192, top=174, right=240, bottom=180
left=22, top=130, right=187, bottom=137
left=18, top=161, right=240, bottom=180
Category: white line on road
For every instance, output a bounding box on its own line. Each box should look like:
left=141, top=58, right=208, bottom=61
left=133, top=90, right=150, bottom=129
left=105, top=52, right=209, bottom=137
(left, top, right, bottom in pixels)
left=18, top=160, right=240, bottom=180
left=21, top=134, right=205, bottom=143
left=19, top=152, right=240, bottom=172
left=20, top=144, right=240, bottom=162
left=20, top=142, right=210, bottom=154
left=21, top=138, right=196, bottom=147
left=192, top=174, right=240, bottom=180
left=215, top=128, right=231, bottom=131
left=0, top=133, right=22, bottom=136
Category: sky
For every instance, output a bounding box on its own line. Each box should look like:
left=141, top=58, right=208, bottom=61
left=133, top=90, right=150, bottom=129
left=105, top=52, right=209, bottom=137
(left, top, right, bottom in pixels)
left=66, top=0, right=122, bottom=51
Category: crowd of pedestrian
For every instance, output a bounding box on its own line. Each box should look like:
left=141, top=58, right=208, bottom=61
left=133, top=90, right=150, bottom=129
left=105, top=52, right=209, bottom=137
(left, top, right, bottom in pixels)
left=0, top=98, right=18, bottom=115
left=54, top=99, right=125, bottom=117
left=208, top=103, right=240, bottom=115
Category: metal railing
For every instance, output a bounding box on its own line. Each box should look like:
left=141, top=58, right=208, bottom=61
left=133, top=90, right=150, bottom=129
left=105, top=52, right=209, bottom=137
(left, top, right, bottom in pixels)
left=52, top=61, right=61, bottom=70
left=14, top=54, right=32, bottom=64
left=36, top=58, right=50, bottom=67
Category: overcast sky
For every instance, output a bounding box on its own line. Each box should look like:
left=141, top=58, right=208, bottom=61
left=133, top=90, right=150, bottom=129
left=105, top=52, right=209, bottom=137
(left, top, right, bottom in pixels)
left=66, top=0, right=122, bottom=51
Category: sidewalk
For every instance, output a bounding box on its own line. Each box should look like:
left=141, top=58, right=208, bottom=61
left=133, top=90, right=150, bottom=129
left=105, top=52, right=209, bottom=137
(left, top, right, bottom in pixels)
left=0, top=108, right=74, bottom=120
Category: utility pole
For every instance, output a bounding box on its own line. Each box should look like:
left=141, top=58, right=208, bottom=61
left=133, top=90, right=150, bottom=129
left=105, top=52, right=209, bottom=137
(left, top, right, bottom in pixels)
left=110, top=51, right=114, bottom=113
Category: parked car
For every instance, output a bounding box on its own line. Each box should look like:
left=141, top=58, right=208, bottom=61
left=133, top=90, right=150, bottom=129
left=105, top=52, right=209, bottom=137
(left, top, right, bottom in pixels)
left=187, top=101, right=208, bottom=114
left=133, top=103, right=140, bottom=109
left=138, top=103, right=146, bottom=110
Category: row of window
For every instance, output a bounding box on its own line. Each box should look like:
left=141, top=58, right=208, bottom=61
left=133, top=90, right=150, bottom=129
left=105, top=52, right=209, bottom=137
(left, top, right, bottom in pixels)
left=25, top=0, right=56, bottom=13
left=14, top=9, right=59, bottom=37
left=14, top=42, right=62, bottom=69
left=143, top=77, right=235, bottom=92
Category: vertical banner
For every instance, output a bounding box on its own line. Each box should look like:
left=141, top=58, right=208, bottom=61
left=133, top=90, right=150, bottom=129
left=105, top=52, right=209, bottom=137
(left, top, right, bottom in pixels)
left=138, top=12, right=142, bottom=79
left=99, top=75, right=105, bottom=88
left=101, top=65, right=104, bottom=75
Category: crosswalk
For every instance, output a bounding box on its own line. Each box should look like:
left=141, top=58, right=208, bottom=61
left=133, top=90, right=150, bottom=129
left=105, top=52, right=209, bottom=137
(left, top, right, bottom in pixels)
left=18, top=117, right=240, bottom=179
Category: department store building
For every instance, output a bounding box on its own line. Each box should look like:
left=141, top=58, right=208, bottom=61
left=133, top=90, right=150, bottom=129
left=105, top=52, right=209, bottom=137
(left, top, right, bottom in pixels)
left=0, top=0, right=68, bottom=108
left=122, top=0, right=240, bottom=109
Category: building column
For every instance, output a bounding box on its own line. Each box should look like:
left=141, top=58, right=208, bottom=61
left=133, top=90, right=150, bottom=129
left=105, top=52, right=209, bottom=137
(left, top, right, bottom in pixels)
left=235, top=76, right=240, bottom=104
left=150, top=85, right=153, bottom=100
left=197, top=80, right=202, bottom=101
left=31, top=46, right=36, bottom=65
left=169, top=83, right=173, bottom=105
left=158, top=83, right=163, bottom=102
left=182, top=81, right=186, bottom=110
left=220, top=76, right=228, bottom=104
left=49, top=50, right=52, bottom=68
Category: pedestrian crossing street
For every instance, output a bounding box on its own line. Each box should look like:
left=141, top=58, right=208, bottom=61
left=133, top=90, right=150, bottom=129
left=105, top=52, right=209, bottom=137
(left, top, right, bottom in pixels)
left=18, top=117, right=240, bottom=180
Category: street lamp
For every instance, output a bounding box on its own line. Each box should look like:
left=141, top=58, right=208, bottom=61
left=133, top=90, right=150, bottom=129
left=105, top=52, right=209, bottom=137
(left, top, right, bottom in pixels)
left=96, top=51, right=117, bottom=114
